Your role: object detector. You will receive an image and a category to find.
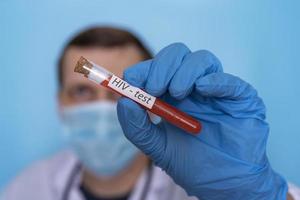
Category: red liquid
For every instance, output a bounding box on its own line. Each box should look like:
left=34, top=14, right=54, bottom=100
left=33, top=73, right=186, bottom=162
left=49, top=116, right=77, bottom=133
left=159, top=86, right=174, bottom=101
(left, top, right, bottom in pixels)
left=101, top=78, right=201, bottom=134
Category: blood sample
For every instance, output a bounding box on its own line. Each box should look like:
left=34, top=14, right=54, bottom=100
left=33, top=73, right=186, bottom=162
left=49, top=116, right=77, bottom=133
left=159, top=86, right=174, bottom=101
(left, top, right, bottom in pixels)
left=74, top=56, right=202, bottom=134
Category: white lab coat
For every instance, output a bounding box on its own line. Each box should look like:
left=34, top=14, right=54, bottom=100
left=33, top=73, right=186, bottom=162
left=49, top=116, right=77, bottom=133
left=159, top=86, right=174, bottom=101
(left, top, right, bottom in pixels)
left=1, top=150, right=197, bottom=200
left=2, top=150, right=300, bottom=200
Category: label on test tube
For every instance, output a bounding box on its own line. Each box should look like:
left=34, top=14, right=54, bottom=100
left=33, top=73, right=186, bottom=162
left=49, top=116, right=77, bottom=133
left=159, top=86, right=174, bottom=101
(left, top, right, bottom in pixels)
left=108, top=75, right=156, bottom=109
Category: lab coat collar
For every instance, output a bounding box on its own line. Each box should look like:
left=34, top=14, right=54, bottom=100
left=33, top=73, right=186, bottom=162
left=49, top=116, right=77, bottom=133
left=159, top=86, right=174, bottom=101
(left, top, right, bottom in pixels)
left=51, top=150, right=172, bottom=200
left=52, top=150, right=83, bottom=200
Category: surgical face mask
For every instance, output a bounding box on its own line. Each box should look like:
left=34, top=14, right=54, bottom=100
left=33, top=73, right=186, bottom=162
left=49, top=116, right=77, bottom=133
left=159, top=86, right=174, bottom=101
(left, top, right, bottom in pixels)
left=61, top=101, right=139, bottom=177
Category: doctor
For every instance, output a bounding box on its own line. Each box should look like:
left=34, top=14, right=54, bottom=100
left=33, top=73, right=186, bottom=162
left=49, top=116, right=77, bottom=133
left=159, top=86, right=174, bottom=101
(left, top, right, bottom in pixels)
left=2, top=26, right=300, bottom=200
left=2, top=27, right=197, bottom=200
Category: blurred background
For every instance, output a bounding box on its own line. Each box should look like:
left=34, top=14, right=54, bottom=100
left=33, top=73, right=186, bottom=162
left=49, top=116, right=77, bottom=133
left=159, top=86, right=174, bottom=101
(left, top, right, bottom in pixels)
left=1, top=0, right=299, bottom=190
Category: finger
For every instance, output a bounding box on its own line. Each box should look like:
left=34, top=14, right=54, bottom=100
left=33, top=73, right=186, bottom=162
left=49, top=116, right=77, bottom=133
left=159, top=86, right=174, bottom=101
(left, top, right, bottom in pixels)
left=145, top=43, right=190, bottom=96
left=123, top=43, right=191, bottom=96
left=195, top=73, right=257, bottom=100
left=195, top=72, right=266, bottom=119
left=117, top=97, right=167, bottom=163
left=123, top=60, right=152, bottom=88
left=169, top=50, right=223, bottom=99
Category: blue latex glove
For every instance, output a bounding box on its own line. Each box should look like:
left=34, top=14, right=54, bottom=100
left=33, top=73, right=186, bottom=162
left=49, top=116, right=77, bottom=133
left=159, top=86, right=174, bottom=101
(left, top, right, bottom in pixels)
left=117, top=43, right=288, bottom=199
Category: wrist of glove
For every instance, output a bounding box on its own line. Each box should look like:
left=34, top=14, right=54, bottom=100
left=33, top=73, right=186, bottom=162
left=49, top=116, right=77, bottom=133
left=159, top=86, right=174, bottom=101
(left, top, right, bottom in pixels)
left=186, top=161, right=288, bottom=199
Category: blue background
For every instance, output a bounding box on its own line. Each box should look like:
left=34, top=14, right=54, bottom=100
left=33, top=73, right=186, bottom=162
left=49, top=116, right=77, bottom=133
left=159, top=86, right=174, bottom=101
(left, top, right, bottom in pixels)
left=1, top=0, right=299, bottom=189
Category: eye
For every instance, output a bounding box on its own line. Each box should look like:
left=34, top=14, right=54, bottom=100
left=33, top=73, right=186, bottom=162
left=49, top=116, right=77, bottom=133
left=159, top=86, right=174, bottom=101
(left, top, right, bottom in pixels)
left=67, top=84, right=98, bottom=102
left=107, top=91, right=121, bottom=101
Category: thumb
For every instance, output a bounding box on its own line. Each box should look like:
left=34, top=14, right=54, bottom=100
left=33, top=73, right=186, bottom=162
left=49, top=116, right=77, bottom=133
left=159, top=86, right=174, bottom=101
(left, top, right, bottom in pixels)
left=117, top=97, right=166, bottom=162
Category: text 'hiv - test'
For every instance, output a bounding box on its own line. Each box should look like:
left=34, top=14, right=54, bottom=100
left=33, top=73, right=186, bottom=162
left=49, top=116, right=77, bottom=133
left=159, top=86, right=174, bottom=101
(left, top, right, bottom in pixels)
left=108, top=75, right=156, bottom=109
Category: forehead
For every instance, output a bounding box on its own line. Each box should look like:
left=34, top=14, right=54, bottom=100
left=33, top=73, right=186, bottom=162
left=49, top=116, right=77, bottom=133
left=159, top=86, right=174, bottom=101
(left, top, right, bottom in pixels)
left=62, top=46, right=143, bottom=88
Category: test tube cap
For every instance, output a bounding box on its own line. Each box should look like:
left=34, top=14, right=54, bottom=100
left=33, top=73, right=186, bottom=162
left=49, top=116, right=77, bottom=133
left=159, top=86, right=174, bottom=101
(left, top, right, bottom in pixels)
left=74, top=56, right=93, bottom=77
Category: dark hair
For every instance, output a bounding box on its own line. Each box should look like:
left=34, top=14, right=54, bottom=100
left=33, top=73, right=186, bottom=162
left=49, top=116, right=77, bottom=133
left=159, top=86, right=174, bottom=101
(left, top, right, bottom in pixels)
left=57, top=26, right=152, bottom=88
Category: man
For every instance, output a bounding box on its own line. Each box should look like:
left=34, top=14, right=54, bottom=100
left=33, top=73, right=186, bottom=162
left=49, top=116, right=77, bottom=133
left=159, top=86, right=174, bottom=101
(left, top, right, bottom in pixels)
left=2, top=27, right=300, bottom=200
left=2, top=27, right=196, bottom=200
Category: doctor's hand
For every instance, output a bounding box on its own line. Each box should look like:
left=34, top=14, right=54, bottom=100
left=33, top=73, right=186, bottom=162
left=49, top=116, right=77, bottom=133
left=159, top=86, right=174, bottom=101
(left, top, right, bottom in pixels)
left=117, top=43, right=288, bottom=200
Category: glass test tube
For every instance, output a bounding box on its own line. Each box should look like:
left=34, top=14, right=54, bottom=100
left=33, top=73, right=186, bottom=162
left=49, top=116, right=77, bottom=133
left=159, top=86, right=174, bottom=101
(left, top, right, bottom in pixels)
left=74, top=56, right=202, bottom=134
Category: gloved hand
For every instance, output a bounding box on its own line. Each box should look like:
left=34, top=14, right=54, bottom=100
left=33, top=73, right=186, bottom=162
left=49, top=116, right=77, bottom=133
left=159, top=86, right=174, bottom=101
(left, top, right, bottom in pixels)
left=117, top=43, right=288, bottom=199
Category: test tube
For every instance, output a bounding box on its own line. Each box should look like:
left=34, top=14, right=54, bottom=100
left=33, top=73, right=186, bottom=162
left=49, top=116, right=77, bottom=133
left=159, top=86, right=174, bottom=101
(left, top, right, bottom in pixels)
left=74, top=57, right=202, bottom=134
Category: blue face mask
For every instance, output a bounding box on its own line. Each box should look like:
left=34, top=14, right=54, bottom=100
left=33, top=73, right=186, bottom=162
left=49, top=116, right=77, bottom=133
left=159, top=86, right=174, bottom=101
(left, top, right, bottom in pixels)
left=61, top=101, right=139, bottom=177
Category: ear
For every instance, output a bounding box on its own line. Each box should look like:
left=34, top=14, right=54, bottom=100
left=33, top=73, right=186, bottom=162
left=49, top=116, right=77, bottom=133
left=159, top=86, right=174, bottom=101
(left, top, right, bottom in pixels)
left=57, top=90, right=66, bottom=119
